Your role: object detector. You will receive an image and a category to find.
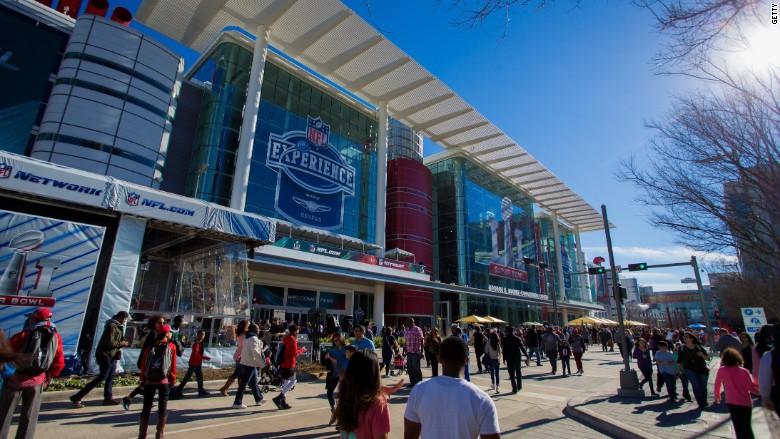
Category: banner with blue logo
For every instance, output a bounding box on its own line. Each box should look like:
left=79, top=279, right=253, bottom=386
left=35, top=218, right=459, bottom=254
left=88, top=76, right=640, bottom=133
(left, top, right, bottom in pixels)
left=266, top=116, right=356, bottom=230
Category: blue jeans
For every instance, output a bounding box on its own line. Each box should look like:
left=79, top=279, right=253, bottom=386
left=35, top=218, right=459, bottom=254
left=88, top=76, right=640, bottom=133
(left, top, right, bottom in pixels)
left=72, top=357, right=116, bottom=402
left=684, top=369, right=709, bottom=407
left=465, top=357, right=470, bottom=381
left=234, top=364, right=263, bottom=405
left=528, top=347, right=542, bottom=365
left=178, top=365, right=205, bottom=393
left=488, top=358, right=500, bottom=386
left=661, top=372, right=678, bottom=399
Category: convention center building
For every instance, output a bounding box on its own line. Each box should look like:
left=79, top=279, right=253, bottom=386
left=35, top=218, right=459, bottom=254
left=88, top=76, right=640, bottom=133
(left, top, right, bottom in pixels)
left=0, top=0, right=605, bottom=368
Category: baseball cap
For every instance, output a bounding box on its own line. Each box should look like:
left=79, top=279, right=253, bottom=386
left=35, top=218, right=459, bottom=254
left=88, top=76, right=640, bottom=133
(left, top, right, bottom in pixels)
left=157, top=324, right=172, bottom=335
left=25, top=307, right=52, bottom=321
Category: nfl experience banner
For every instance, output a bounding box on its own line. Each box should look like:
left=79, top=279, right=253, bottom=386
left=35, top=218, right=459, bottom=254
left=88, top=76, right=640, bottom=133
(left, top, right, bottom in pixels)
left=0, top=209, right=106, bottom=354
left=266, top=116, right=356, bottom=230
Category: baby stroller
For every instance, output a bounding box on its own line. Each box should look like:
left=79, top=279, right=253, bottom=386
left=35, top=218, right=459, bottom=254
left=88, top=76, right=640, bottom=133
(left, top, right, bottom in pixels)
left=258, top=348, right=284, bottom=393
left=391, top=353, right=406, bottom=376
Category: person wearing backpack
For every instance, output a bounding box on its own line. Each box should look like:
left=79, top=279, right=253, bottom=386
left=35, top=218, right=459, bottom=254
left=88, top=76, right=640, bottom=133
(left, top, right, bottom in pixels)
left=122, top=314, right=166, bottom=410
left=138, top=323, right=177, bottom=439
left=271, top=324, right=307, bottom=410
left=70, top=311, right=129, bottom=408
left=0, top=307, right=64, bottom=439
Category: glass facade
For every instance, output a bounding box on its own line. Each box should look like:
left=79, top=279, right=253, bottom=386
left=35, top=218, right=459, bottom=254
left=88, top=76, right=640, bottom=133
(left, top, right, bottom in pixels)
left=537, top=215, right=583, bottom=301
left=0, top=5, right=69, bottom=155
left=430, top=157, right=540, bottom=292
left=129, top=242, right=250, bottom=348
left=387, top=117, right=423, bottom=163
left=187, top=41, right=378, bottom=241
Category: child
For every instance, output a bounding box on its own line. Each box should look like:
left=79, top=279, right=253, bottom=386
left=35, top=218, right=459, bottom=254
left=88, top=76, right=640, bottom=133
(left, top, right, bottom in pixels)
left=558, top=340, right=572, bottom=376
left=654, top=341, right=679, bottom=401
left=173, top=330, right=211, bottom=398
left=138, top=323, right=177, bottom=439
left=344, top=344, right=357, bottom=371
left=333, top=349, right=391, bottom=438
left=633, top=338, right=657, bottom=396
left=715, top=348, right=757, bottom=439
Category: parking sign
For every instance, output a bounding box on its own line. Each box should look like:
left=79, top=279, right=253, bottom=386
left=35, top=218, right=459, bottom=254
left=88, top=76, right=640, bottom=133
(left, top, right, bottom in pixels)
left=741, top=308, right=768, bottom=336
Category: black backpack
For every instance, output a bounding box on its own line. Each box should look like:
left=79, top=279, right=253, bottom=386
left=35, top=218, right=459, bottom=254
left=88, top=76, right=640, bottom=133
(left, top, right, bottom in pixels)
left=18, top=326, right=57, bottom=376
left=273, top=342, right=286, bottom=367
left=144, top=344, right=173, bottom=382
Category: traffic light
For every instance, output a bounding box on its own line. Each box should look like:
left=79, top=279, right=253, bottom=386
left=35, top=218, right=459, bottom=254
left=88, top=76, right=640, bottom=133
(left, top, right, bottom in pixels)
left=588, top=267, right=605, bottom=275
left=619, top=286, right=628, bottom=300
left=628, top=262, right=648, bottom=271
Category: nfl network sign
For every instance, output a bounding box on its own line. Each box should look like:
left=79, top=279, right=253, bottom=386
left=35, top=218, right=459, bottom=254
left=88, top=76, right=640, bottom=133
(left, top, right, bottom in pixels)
left=741, top=307, right=768, bottom=336
left=266, top=116, right=356, bottom=229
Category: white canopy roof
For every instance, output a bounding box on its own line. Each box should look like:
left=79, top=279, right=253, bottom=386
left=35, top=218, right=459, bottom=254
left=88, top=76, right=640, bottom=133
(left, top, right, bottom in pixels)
left=135, top=0, right=605, bottom=232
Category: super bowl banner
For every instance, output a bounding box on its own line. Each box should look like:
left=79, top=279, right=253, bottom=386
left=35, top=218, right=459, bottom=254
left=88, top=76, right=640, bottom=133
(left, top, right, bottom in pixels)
left=274, top=237, right=425, bottom=273
left=0, top=209, right=105, bottom=354
left=267, top=116, right=356, bottom=230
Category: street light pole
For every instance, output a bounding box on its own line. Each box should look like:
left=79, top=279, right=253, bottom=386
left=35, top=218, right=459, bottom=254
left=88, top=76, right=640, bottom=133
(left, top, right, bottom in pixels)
left=601, top=205, right=643, bottom=397
left=692, top=255, right=717, bottom=354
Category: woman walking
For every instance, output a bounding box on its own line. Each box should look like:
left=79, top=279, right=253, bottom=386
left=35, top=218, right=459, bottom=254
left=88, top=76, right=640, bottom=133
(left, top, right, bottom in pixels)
left=138, top=323, right=177, bottom=439
left=738, top=332, right=754, bottom=377
left=714, top=348, right=757, bottom=439
left=123, top=315, right=165, bottom=410
left=428, top=328, right=442, bottom=377
left=380, top=327, right=398, bottom=378
left=570, top=330, right=587, bottom=374
left=678, top=331, right=711, bottom=409
left=326, top=332, right=347, bottom=425
left=333, top=349, right=391, bottom=439
left=220, top=320, right=249, bottom=396
left=486, top=332, right=501, bottom=393
left=633, top=338, right=657, bottom=396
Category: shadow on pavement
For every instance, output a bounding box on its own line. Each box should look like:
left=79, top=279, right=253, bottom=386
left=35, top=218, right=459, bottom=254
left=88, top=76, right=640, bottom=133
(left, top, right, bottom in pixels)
left=501, top=415, right=566, bottom=435
left=220, top=424, right=334, bottom=439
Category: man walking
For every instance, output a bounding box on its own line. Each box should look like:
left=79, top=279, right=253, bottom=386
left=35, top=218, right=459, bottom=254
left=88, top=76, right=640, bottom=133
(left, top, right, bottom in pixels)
left=405, top=318, right=424, bottom=388
left=232, top=324, right=265, bottom=408
left=502, top=326, right=527, bottom=393
left=0, top=307, right=65, bottom=439
left=349, top=325, right=375, bottom=352
left=473, top=326, right=486, bottom=374
left=404, top=336, right=500, bottom=439
left=525, top=326, right=542, bottom=366
left=70, top=311, right=129, bottom=407
left=272, top=324, right=307, bottom=410
left=542, top=327, right=562, bottom=375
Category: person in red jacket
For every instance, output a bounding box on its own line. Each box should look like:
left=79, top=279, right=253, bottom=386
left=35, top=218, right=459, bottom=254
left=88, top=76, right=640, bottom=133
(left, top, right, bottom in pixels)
left=171, top=330, right=210, bottom=398
left=139, top=324, right=177, bottom=439
left=271, top=324, right=307, bottom=410
left=0, top=307, right=64, bottom=439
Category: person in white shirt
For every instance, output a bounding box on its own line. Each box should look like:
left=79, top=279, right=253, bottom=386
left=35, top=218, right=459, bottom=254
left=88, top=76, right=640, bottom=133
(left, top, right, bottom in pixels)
left=404, top=336, right=500, bottom=439
left=232, top=324, right=265, bottom=409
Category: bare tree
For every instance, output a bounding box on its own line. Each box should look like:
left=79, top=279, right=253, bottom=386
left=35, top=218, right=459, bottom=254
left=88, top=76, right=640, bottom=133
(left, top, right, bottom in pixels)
left=710, top=269, right=780, bottom=326
left=616, top=75, right=780, bottom=276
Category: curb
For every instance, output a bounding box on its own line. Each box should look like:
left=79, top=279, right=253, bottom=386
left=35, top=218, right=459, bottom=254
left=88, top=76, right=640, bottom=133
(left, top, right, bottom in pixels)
left=565, top=397, right=662, bottom=439
left=42, top=374, right=323, bottom=404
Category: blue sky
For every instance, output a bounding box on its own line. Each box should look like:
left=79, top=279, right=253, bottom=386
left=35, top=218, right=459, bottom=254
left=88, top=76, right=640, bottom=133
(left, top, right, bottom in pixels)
left=104, top=0, right=727, bottom=292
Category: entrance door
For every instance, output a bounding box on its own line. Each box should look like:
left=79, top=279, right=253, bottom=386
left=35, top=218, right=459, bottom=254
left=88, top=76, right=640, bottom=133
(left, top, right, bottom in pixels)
left=435, top=301, right=452, bottom=336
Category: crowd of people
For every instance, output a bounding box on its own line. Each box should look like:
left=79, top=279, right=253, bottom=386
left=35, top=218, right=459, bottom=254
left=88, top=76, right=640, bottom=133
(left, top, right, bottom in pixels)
left=3, top=307, right=780, bottom=439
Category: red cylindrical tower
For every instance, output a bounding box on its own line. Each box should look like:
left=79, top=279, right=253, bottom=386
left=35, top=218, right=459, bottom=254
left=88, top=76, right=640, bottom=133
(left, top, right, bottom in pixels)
left=385, top=157, right=434, bottom=318
left=85, top=0, right=109, bottom=17
left=56, top=0, right=83, bottom=18
left=110, top=6, right=132, bottom=26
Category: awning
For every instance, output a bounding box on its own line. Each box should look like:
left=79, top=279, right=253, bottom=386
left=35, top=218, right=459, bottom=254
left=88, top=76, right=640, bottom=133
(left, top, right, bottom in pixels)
left=249, top=251, right=604, bottom=312
left=0, top=152, right=275, bottom=244
left=134, top=0, right=605, bottom=232
left=385, top=248, right=415, bottom=260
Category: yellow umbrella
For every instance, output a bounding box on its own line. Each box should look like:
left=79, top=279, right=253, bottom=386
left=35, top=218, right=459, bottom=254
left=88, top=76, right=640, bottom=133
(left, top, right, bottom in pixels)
left=625, top=320, right=648, bottom=327
left=566, top=316, right=602, bottom=326
left=455, top=315, right=490, bottom=324
left=483, top=316, right=506, bottom=324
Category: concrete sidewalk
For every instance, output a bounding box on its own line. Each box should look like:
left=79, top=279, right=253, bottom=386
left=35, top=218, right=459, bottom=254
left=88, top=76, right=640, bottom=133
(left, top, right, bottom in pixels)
left=16, top=349, right=780, bottom=438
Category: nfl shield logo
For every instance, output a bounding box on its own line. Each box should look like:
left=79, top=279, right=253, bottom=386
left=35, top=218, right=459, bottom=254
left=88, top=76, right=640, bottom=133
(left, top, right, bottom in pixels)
left=126, top=192, right=140, bottom=206
left=307, top=116, right=330, bottom=148
left=0, top=163, right=12, bottom=179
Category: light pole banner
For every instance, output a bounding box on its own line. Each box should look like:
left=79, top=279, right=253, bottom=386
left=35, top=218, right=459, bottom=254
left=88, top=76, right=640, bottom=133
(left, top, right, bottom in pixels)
left=741, top=307, right=767, bottom=336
